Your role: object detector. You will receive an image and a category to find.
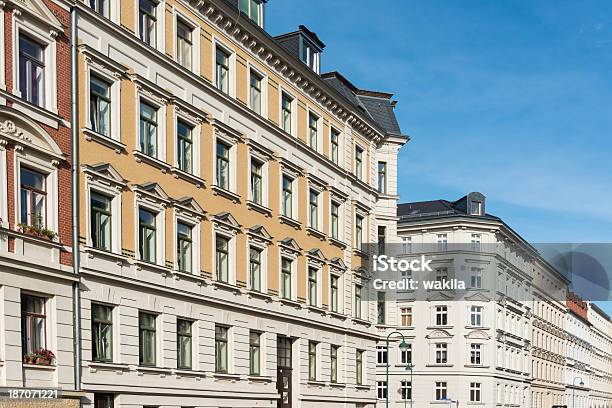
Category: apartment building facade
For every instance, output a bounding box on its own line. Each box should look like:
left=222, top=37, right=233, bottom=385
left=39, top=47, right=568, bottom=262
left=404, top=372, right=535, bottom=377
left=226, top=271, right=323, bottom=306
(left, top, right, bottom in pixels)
left=73, top=0, right=406, bottom=407
left=0, top=0, right=80, bottom=407
left=564, top=293, right=591, bottom=408
left=588, top=304, right=612, bottom=408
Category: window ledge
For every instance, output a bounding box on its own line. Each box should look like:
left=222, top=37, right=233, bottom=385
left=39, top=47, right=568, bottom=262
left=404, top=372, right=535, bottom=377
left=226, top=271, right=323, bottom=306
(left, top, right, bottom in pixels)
left=278, top=215, right=301, bottom=230
left=211, top=185, right=241, bottom=203
left=212, top=280, right=241, bottom=294
left=87, top=361, right=130, bottom=373
left=83, top=246, right=129, bottom=265
left=306, top=305, right=327, bottom=315
left=247, top=290, right=273, bottom=301
left=306, top=227, right=326, bottom=241
left=426, top=325, right=454, bottom=330
left=425, top=364, right=454, bottom=368
left=133, top=151, right=172, bottom=172
left=213, top=372, right=241, bottom=381
left=246, top=200, right=272, bottom=217
left=307, top=380, right=327, bottom=387
left=279, top=298, right=302, bottom=309
left=329, top=382, right=346, bottom=388
left=133, top=259, right=172, bottom=275
left=352, top=318, right=372, bottom=327
left=465, top=325, right=490, bottom=330
left=173, top=368, right=207, bottom=378
left=83, top=128, right=126, bottom=153
left=464, top=364, right=490, bottom=369
left=328, top=311, right=347, bottom=320
left=247, top=375, right=273, bottom=383
left=353, top=248, right=369, bottom=258
left=172, top=270, right=207, bottom=285
left=355, top=384, right=371, bottom=390
left=329, top=237, right=347, bottom=249
left=170, top=167, right=206, bottom=188
left=136, top=366, right=173, bottom=376
left=23, top=363, right=56, bottom=371
left=2, top=227, right=63, bottom=248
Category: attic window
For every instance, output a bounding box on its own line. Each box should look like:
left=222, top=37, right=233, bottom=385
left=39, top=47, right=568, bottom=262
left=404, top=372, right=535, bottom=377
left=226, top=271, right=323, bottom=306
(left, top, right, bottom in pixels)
left=239, top=0, right=263, bottom=27
left=301, top=39, right=319, bottom=73
left=470, top=201, right=482, bottom=216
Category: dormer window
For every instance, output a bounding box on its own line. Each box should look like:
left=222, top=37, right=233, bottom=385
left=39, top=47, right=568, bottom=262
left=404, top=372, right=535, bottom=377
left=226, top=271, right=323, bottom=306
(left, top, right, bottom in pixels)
left=301, top=39, right=319, bottom=73
left=470, top=201, right=482, bottom=215
left=239, top=0, right=263, bottom=27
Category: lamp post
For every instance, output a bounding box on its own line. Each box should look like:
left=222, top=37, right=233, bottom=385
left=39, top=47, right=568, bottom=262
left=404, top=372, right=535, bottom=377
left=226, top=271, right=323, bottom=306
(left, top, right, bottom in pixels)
left=386, top=331, right=410, bottom=408
left=572, top=376, right=584, bottom=408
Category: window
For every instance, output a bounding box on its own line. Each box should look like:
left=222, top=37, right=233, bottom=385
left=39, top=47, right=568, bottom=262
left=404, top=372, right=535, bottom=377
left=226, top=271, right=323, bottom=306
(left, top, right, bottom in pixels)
left=215, top=325, right=228, bottom=373
left=177, top=120, right=193, bottom=173
left=139, top=312, right=156, bottom=366
left=377, top=162, right=387, bottom=194
left=281, top=175, right=293, bottom=218
left=20, top=167, right=46, bottom=228
left=471, top=234, right=481, bottom=251
left=277, top=336, right=292, bottom=368
left=377, top=292, right=385, bottom=324
left=308, top=190, right=319, bottom=230
left=330, top=274, right=339, bottom=313
left=402, top=237, right=412, bottom=254
left=400, top=344, right=412, bottom=365
left=436, top=267, right=448, bottom=282
left=437, top=234, right=448, bottom=251
left=470, top=268, right=483, bottom=289
left=400, top=306, right=413, bottom=327
left=301, top=39, right=319, bottom=72
left=21, top=294, right=46, bottom=355
left=435, top=382, right=447, bottom=400
left=308, top=267, right=318, bottom=306
left=281, top=257, right=292, bottom=300
left=139, top=0, right=157, bottom=47
left=330, top=128, right=340, bottom=164
left=355, top=214, right=363, bottom=249
left=355, top=146, right=363, bottom=180
left=435, top=343, right=448, bottom=364
left=249, top=247, right=262, bottom=292
left=308, top=112, right=318, bottom=150
left=94, top=394, right=114, bottom=408
left=238, top=0, right=263, bottom=26
left=330, top=345, right=339, bottom=383
left=92, top=304, right=113, bottom=362
left=470, top=306, right=483, bottom=326
left=19, top=35, right=45, bottom=106
left=215, top=141, right=230, bottom=190
left=400, top=380, right=412, bottom=401
left=177, top=222, right=192, bottom=273
left=89, top=0, right=109, bottom=17
left=215, top=235, right=229, bottom=283
left=215, top=47, right=230, bottom=94
left=377, top=226, right=386, bottom=254
left=90, top=75, right=111, bottom=136
left=176, top=319, right=192, bottom=369
left=138, top=209, right=156, bottom=263
left=249, top=331, right=261, bottom=376
left=281, top=93, right=292, bottom=133
left=376, top=381, right=387, bottom=400
left=176, top=19, right=192, bottom=69
left=249, top=70, right=262, bottom=114
left=470, top=201, right=482, bottom=215
left=250, top=160, right=263, bottom=205
left=139, top=102, right=158, bottom=157
left=470, top=382, right=482, bottom=402
left=376, top=345, right=388, bottom=365
left=435, top=305, right=448, bottom=326
left=89, top=192, right=112, bottom=251
left=354, top=284, right=362, bottom=319
left=330, top=201, right=340, bottom=240
left=470, top=344, right=482, bottom=365
left=356, top=350, right=364, bottom=385
left=308, top=341, right=317, bottom=381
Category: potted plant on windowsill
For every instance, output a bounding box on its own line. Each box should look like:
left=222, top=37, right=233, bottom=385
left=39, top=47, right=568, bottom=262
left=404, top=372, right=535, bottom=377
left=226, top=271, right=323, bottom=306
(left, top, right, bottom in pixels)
left=32, top=349, right=55, bottom=366
left=16, top=223, right=57, bottom=241
left=23, top=353, right=35, bottom=364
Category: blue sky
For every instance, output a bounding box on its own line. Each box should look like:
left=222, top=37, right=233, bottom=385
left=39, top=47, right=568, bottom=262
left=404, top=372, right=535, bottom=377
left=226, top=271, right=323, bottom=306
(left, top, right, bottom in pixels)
left=266, top=1, right=612, bottom=315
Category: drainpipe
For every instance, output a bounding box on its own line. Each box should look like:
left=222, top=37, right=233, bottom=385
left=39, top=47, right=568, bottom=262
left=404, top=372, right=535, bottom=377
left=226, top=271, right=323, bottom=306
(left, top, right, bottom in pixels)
left=70, top=4, right=82, bottom=394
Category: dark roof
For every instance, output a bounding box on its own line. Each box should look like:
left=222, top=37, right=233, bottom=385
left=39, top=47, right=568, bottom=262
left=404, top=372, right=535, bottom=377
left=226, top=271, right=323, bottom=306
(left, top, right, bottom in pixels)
left=398, top=193, right=498, bottom=221
left=590, top=303, right=611, bottom=322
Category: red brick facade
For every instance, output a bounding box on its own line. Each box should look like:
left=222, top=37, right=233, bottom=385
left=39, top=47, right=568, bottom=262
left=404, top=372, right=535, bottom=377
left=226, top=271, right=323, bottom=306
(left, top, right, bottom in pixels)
left=567, top=290, right=588, bottom=321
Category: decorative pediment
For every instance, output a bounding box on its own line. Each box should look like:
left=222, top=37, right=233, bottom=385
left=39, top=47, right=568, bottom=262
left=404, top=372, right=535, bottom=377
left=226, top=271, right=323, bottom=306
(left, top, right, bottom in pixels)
left=330, top=186, right=349, bottom=202
left=353, top=199, right=371, bottom=214
left=353, top=266, right=371, bottom=280
left=306, top=248, right=326, bottom=266
left=427, top=329, right=453, bottom=339
left=464, top=292, right=491, bottom=302
left=426, top=291, right=455, bottom=302
left=0, top=107, right=65, bottom=161
left=279, top=237, right=302, bottom=256
left=211, top=119, right=243, bottom=144
left=465, top=330, right=490, bottom=340
left=306, top=173, right=327, bottom=192
left=246, top=138, right=276, bottom=161
left=212, top=212, right=242, bottom=234
left=329, top=257, right=347, bottom=271
left=247, top=225, right=273, bottom=245
left=174, top=196, right=205, bottom=219
left=83, top=163, right=128, bottom=190
left=9, top=0, right=63, bottom=34
left=279, top=157, right=305, bottom=179
left=132, top=182, right=171, bottom=206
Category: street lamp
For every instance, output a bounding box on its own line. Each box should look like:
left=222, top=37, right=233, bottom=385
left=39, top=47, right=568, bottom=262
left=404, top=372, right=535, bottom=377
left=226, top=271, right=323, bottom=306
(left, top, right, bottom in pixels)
left=572, top=376, right=584, bottom=408
left=386, top=331, right=410, bottom=408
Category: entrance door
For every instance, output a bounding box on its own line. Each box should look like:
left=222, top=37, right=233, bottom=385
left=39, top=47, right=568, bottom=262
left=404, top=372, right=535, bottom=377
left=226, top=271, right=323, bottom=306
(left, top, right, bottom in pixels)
left=277, top=336, right=292, bottom=408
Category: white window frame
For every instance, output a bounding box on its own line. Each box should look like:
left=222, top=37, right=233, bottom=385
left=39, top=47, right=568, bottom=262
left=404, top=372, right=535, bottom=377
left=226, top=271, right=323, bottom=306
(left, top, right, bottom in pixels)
left=470, top=267, right=483, bottom=289
left=354, top=143, right=365, bottom=180
left=279, top=173, right=298, bottom=221
left=85, top=62, right=122, bottom=142
left=306, top=263, right=323, bottom=308
left=329, top=125, right=342, bottom=166
left=354, top=210, right=365, bottom=249
left=329, top=199, right=343, bottom=241
left=247, top=241, right=268, bottom=293
left=173, top=10, right=200, bottom=75
left=174, top=212, right=200, bottom=275
left=136, top=90, right=167, bottom=161
left=279, top=87, right=297, bottom=136
left=12, top=17, right=58, bottom=113
left=136, top=0, right=165, bottom=52
left=329, top=271, right=343, bottom=314
left=307, top=187, right=322, bottom=232
left=399, top=306, right=413, bottom=327
left=173, top=109, right=201, bottom=177
left=134, top=201, right=165, bottom=266
left=247, top=63, right=268, bottom=118
left=470, top=305, right=483, bottom=327
left=212, top=231, right=236, bottom=285
left=212, top=38, right=236, bottom=98
left=376, top=345, right=388, bottom=365
left=279, top=251, right=298, bottom=301
left=213, top=133, right=238, bottom=193
left=306, top=108, right=322, bottom=153
left=376, top=381, right=387, bottom=400
left=85, top=180, right=122, bottom=254
left=470, top=343, right=482, bottom=365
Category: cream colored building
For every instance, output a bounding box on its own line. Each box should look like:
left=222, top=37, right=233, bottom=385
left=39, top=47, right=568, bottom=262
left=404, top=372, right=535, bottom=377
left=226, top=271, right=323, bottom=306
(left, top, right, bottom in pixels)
left=587, top=304, right=612, bottom=408
left=73, top=0, right=407, bottom=407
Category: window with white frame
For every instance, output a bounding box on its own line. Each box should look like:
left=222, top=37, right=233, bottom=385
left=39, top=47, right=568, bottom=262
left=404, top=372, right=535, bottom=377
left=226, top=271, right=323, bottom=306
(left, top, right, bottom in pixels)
left=377, top=161, right=387, bottom=194
left=376, top=381, right=387, bottom=400
left=281, top=92, right=293, bottom=134
left=471, top=233, right=481, bottom=251
left=308, top=111, right=319, bottom=151
left=437, top=233, right=448, bottom=251
left=470, top=382, right=482, bottom=402
left=354, top=284, right=362, bottom=319
left=470, top=343, right=482, bottom=365
left=89, top=75, right=111, bottom=137
left=92, top=303, right=113, bottom=362
left=435, top=343, right=448, bottom=364
left=20, top=167, right=47, bottom=228
left=307, top=266, right=320, bottom=307
left=215, top=141, right=230, bottom=190
left=139, top=311, right=157, bottom=366
left=176, top=18, right=192, bottom=69
left=215, top=234, right=230, bottom=283
left=330, top=127, right=340, bottom=165
left=281, top=175, right=295, bottom=219
left=354, top=145, right=364, bottom=180
left=400, top=306, right=412, bottom=327
left=139, top=0, right=158, bottom=47
left=470, top=267, right=483, bottom=289
left=238, top=0, right=264, bottom=26
left=308, top=341, right=317, bottom=381
left=250, top=159, right=263, bottom=205
left=176, top=119, right=193, bottom=174
left=330, top=200, right=340, bottom=240
left=376, top=345, right=388, bottom=365
left=84, top=55, right=122, bottom=142
left=330, top=273, right=339, bottom=313
left=138, top=208, right=158, bottom=263
left=301, top=38, right=319, bottom=73
left=280, top=257, right=292, bottom=300
left=402, top=236, right=412, bottom=254
left=435, top=305, right=448, bottom=326
left=435, top=381, right=447, bottom=400
left=176, top=222, right=192, bottom=273
left=249, top=246, right=262, bottom=292
left=139, top=101, right=158, bottom=158
left=215, top=325, right=228, bottom=373
left=470, top=306, right=483, bottom=326
left=308, top=189, right=320, bottom=230
left=215, top=46, right=230, bottom=95
left=401, top=344, right=412, bottom=364
left=400, top=380, right=412, bottom=401
left=21, top=294, right=47, bottom=356
left=18, top=34, right=45, bottom=107
left=90, top=191, right=112, bottom=251
left=356, top=349, right=364, bottom=385
left=435, top=267, right=448, bottom=282
left=249, top=330, right=261, bottom=375
left=355, top=213, right=364, bottom=249
left=89, top=0, right=110, bottom=18
left=249, top=69, right=263, bottom=115
left=330, top=345, right=339, bottom=383
left=176, top=319, right=192, bottom=369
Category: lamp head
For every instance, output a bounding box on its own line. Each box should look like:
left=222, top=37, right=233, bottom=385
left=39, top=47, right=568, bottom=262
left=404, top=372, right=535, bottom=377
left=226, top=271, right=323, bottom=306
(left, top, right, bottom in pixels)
left=399, top=340, right=409, bottom=351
